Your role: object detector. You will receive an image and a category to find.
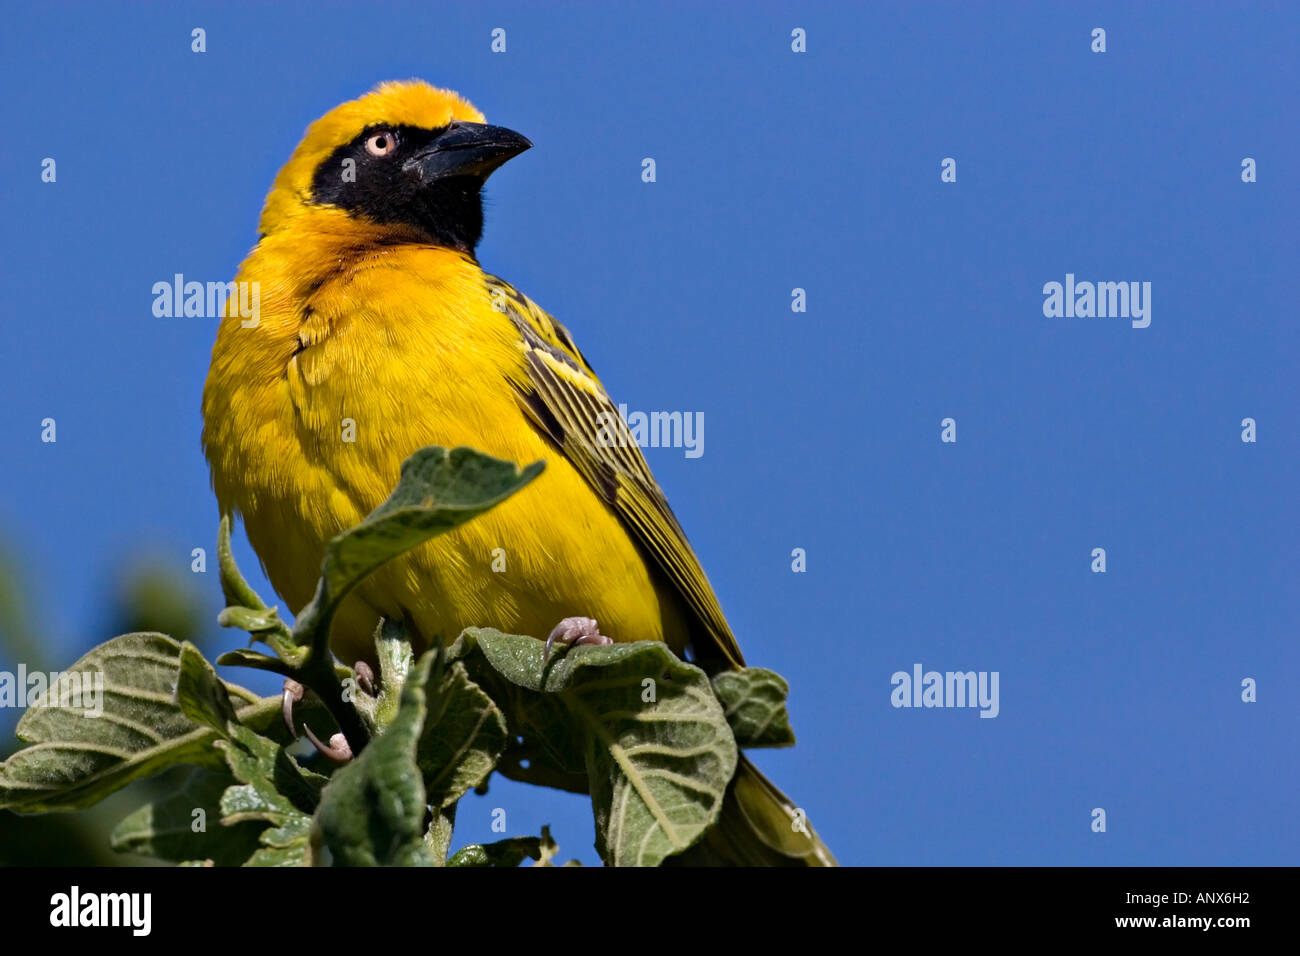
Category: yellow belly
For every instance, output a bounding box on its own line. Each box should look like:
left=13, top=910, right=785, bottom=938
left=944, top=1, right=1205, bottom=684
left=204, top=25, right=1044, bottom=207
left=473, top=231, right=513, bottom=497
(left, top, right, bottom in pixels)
left=202, top=241, right=687, bottom=665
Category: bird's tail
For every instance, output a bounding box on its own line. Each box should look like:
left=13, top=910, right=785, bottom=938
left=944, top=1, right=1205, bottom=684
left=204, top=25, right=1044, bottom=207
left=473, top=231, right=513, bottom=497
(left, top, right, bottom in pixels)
left=667, top=753, right=837, bottom=866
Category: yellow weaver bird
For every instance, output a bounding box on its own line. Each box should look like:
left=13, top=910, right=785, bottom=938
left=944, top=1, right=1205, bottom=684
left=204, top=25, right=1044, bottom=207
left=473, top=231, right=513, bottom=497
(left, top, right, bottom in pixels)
left=202, top=80, right=834, bottom=866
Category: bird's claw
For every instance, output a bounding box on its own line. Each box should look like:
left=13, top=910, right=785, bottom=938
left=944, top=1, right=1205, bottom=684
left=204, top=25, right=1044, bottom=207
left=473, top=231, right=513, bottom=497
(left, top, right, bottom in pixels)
left=281, top=677, right=354, bottom=763
left=304, top=726, right=353, bottom=763
left=543, top=616, right=613, bottom=665
left=281, top=679, right=304, bottom=735
left=354, top=660, right=376, bottom=696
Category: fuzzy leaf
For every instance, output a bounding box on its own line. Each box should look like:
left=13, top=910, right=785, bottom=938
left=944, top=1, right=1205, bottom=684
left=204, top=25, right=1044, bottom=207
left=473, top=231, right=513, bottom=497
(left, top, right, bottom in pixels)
left=314, top=653, right=437, bottom=866
left=417, top=658, right=509, bottom=808
left=447, top=824, right=567, bottom=867
left=451, top=629, right=737, bottom=867
left=217, top=724, right=325, bottom=867
left=0, top=633, right=271, bottom=813
left=175, top=641, right=238, bottom=735
left=447, top=837, right=543, bottom=867
left=711, top=668, right=796, bottom=748
left=111, top=767, right=264, bottom=865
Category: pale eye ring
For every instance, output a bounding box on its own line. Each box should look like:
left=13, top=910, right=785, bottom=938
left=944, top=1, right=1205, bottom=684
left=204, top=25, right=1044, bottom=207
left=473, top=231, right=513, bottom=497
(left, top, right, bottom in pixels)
left=365, top=130, right=399, bottom=157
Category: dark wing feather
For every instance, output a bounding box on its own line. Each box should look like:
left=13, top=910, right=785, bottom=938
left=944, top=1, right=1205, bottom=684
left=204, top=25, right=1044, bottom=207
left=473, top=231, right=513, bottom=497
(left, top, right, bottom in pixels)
left=485, top=273, right=744, bottom=668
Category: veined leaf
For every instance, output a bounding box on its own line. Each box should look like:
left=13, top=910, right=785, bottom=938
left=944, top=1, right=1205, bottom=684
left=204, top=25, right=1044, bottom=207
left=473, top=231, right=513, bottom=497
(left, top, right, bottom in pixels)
left=0, top=633, right=273, bottom=813
left=711, top=667, right=796, bottom=748
left=111, top=767, right=265, bottom=866
left=314, top=652, right=437, bottom=866
left=244, top=844, right=314, bottom=867
left=447, top=824, right=569, bottom=867
left=451, top=629, right=737, bottom=867
left=217, top=724, right=326, bottom=867
left=176, top=641, right=238, bottom=735
left=447, top=837, right=542, bottom=867
left=417, top=657, right=509, bottom=809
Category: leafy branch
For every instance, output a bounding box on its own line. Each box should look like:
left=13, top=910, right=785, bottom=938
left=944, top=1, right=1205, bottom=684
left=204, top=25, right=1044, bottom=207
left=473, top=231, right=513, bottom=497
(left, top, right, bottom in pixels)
left=0, top=446, right=802, bottom=866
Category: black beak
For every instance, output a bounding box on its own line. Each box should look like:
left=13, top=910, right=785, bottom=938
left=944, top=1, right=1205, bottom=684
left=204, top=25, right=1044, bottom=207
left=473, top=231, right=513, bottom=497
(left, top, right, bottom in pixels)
left=403, top=121, right=532, bottom=184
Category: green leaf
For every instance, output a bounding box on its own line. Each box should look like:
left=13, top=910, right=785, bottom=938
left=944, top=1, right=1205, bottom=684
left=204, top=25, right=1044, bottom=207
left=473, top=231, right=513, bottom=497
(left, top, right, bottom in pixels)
left=216, top=605, right=291, bottom=639
left=214, top=648, right=296, bottom=678
left=450, top=629, right=737, bottom=867
left=217, top=724, right=326, bottom=821
left=417, top=657, right=509, bottom=809
left=217, top=515, right=298, bottom=661
left=216, top=724, right=326, bottom=867
left=710, top=668, right=796, bottom=748
left=218, top=513, right=268, bottom=611
left=313, top=652, right=438, bottom=866
left=243, top=844, right=314, bottom=867
left=293, top=447, right=544, bottom=644
left=175, top=641, right=238, bottom=735
left=424, top=804, right=456, bottom=865
left=110, top=767, right=265, bottom=866
left=447, top=825, right=569, bottom=867
left=447, top=836, right=543, bottom=867
left=0, top=633, right=273, bottom=813
left=371, top=617, right=415, bottom=730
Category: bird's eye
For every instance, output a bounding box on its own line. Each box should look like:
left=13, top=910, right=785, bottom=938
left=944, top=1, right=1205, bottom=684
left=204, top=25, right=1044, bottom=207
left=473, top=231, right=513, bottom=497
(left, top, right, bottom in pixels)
left=364, top=130, right=399, bottom=157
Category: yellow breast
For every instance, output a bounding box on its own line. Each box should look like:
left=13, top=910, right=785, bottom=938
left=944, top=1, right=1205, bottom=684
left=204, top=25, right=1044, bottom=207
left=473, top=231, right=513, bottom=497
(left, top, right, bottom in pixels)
left=201, top=223, right=687, bottom=664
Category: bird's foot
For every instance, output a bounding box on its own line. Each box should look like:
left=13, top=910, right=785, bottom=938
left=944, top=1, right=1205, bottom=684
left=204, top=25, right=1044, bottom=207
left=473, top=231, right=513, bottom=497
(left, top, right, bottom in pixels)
left=543, top=616, right=613, bottom=665
left=281, top=678, right=304, bottom=735
left=281, top=677, right=355, bottom=763
left=304, top=727, right=353, bottom=763
left=354, top=660, right=376, bottom=696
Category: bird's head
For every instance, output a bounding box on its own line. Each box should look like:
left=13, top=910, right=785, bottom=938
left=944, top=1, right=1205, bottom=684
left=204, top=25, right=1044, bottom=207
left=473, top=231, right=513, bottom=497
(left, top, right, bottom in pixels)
left=259, top=80, right=531, bottom=253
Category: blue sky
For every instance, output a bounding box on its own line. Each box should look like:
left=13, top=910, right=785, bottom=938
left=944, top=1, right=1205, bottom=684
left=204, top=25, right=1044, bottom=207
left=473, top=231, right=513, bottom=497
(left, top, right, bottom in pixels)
left=1, top=1, right=1296, bottom=865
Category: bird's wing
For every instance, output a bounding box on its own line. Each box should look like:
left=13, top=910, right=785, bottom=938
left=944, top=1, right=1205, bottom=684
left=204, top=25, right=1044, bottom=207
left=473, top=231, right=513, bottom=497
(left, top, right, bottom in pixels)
left=485, top=273, right=745, bottom=669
